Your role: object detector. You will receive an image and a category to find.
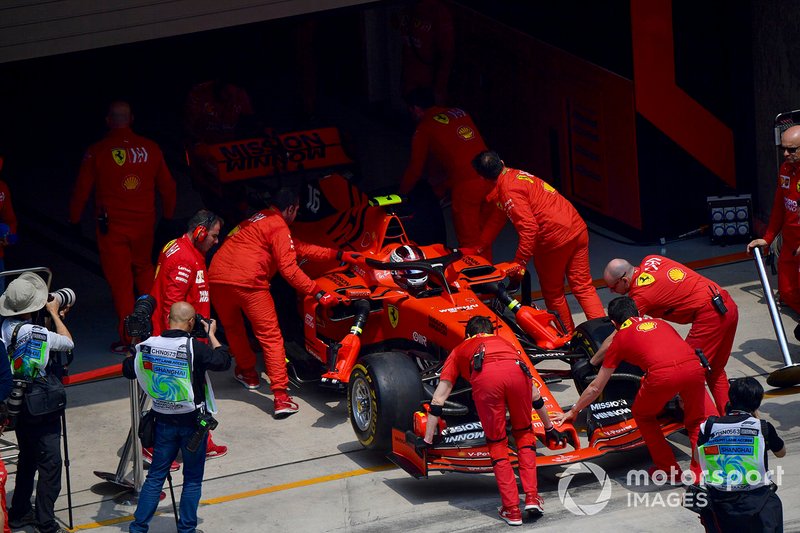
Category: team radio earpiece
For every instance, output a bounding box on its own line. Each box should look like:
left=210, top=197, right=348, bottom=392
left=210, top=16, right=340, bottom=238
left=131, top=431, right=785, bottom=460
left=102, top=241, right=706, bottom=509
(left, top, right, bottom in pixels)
left=192, top=212, right=217, bottom=243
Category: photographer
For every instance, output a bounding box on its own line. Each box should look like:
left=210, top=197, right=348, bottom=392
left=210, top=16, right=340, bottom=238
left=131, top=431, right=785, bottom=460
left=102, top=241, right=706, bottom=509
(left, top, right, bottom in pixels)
left=0, top=273, right=73, bottom=533
left=122, top=302, right=231, bottom=533
left=149, top=209, right=227, bottom=461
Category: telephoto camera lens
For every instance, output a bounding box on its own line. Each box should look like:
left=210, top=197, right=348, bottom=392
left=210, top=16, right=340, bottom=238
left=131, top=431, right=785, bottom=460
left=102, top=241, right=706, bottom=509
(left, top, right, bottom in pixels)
left=133, top=295, right=156, bottom=317
left=48, top=288, right=76, bottom=309
left=6, top=379, right=28, bottom=424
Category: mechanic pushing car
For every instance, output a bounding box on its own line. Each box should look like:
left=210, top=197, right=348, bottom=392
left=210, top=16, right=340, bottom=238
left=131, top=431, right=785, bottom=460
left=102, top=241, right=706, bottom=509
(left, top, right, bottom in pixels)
left=424, top=316, right=567, bottom=526
left=469, top=150, right=605, bottom=333
left=553, top=297, right=707, bottom=481
left=208, top=187, right=360, bottom=418
left=600, top=255, right=738, bottom=416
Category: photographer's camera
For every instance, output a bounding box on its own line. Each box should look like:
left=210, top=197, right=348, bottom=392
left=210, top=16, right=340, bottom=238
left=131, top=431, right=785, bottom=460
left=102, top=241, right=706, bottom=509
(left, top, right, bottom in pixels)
left=125, top=295, right=156, bottom=339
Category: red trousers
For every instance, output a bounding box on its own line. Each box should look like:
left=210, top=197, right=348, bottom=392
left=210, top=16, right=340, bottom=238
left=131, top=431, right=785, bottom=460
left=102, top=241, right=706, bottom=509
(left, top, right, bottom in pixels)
left=685, top=294, right=738, bottom=416
left=531, top=229, right=605, bottom=333
left=451, top=179, right=495, bottom=250
left=0, top=457, right=8, bottom=533
left=632, top=359, right=706, bottom=475
left=777, top=247, right=800, bottom=313
left=97, top=224, right=155, bottom=343
left=472, top=360, right=537, bottom=509
left=210, top=283, right=289, bottom=394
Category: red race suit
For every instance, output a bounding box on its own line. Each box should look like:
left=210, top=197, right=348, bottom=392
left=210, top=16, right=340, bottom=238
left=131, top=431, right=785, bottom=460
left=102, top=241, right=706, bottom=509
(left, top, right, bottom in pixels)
left=150, top=234, right=210, bottom=336
left=628, top=255, right=738, bottom=415
left=604, top=317, right=706, bottom=474
left=480, top=167, right=604, bottom=332
left=441, top=334, right=538, bottom=509
left=69, top=127, right=176, bottom=344
left=208, top=208, right=335, bottom=395
left=399, top=106, right=494, bottom=249
left=763, top=160, right=800, bottom=313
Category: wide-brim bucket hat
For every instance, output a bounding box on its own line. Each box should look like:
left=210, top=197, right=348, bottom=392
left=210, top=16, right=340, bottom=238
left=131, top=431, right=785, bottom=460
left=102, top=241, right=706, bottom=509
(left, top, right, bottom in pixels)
left=0, top=272, right=48, bottom=316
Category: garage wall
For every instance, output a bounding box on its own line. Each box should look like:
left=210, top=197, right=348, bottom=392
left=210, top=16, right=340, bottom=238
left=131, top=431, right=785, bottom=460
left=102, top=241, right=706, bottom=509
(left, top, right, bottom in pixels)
left=0, top=0, right=376, bottom=64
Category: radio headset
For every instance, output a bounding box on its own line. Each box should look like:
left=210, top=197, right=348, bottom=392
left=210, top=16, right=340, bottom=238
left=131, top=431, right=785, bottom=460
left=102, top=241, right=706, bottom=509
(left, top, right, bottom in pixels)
left=192, top=212, right=217, bottom=243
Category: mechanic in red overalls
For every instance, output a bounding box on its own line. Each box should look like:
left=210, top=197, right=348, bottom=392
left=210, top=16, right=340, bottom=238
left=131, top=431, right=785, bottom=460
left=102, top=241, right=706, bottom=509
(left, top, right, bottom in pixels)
left=553, top=297, right=707, bottom=480
left=748, top=125, right=800, bottom=315
left=399, top=0, right=454, bottom=105
left=149, top=209, right=227, bottom=462
left=399, top=88, right=494, bottom=252
left=69, top=101, right=176, bottom=351
left=185, top=79, right=255, bottom=145
left=424, top=316, right=566, bottom=526
left=601, top=255, right=738, bottom=416
left=208, top=188, right=359, bottom=418
left=471, top=150, right=605, bottom=333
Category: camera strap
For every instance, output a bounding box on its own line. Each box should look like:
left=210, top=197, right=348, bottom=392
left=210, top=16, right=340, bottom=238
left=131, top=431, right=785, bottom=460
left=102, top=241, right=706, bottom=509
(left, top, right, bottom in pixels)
left=9, top=322, right=23, bottom=352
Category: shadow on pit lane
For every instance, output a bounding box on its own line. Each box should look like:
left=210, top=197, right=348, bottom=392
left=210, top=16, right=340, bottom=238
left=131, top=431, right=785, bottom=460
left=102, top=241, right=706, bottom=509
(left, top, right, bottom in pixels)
left=760, top=400, right=800, bottom=434
left=730, top=338, right=793, bottom=378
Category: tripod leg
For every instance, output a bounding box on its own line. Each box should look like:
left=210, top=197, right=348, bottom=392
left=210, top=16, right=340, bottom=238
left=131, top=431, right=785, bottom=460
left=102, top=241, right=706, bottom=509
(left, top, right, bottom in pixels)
left=166, top=471, right=178, bottom=529
left=61, top=411, right=73, bottom=530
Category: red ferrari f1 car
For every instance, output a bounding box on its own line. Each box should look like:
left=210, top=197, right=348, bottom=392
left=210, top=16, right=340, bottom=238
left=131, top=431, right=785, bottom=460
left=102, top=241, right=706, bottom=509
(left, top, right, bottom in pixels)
left=284, top=174, right=685, bottom=478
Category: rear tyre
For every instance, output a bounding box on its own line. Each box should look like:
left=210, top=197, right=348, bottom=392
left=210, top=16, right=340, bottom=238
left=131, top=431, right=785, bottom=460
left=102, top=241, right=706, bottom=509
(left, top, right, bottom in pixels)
left=347, top=352, right=424, bottom=451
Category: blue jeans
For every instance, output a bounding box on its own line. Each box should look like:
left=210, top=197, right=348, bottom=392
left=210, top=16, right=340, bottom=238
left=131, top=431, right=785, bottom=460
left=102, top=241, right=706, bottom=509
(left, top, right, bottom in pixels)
left=129, top=421, right=206, bottom=533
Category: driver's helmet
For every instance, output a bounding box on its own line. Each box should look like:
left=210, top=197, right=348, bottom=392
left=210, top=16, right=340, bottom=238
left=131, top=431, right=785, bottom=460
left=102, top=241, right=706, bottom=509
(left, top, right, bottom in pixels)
left=390, top=244, right=428, bottom=290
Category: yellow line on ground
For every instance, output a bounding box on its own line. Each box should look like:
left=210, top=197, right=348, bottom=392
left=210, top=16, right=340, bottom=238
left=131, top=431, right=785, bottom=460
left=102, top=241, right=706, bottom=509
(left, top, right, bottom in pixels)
left=69, top=463, right=396, bottom=530
left=200, top=463, right=396, bottom=505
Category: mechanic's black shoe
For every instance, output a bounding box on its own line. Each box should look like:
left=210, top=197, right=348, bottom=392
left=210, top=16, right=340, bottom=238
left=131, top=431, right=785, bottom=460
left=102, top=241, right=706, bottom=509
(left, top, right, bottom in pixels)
left=273, top=394, right=299, bottom=419
left=8, top=508, right=35, bottom=528
left=498, top=505, right=522, bottom=526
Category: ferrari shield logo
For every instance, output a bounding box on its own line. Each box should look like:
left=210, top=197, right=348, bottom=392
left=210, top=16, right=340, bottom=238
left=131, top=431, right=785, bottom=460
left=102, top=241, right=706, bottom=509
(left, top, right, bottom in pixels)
left=388, top=304, right=399, bottom=328
left=433, top=113, right=449, bottom=125
left=112, top=148, right=126, bottom=166
left=636, top=273, right=655, bottom=287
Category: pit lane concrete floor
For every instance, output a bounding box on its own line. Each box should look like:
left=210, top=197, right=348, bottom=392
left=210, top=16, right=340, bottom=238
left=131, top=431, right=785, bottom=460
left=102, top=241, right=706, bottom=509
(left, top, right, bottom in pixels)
left=5, top=96, right=795, bottom=531
left=4, top=233, right=800, bottom=532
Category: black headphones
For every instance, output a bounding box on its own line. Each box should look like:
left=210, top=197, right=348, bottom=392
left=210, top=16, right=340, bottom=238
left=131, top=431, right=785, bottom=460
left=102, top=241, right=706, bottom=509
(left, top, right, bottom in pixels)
left=192, top=212, right=217, bottom=243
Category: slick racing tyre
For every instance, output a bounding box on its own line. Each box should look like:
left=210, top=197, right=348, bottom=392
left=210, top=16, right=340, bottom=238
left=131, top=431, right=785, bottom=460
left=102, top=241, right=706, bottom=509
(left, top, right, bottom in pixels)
left=347, top=352, right=424, bottom=451
left=572, top=317, right=643, bottom=402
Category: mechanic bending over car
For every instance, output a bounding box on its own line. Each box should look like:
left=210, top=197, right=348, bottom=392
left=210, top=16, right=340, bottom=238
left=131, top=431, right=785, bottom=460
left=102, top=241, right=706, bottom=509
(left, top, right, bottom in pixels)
left=208, top=187, right=361, bottom=418
left=600, top=255, right=738, bottom=417
left=553, top=296, right=707, bottom=482
left=424, top=316, right=568, bottom=526
left=469, top=150, right=605, bottom=334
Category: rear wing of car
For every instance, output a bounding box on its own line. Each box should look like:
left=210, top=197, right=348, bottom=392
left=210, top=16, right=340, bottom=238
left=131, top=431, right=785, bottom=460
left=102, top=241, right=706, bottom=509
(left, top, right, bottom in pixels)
left=208, top=126, right=354, bottom=183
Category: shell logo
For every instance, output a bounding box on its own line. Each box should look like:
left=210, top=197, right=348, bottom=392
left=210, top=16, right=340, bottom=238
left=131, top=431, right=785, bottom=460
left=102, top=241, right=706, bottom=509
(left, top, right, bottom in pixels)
left=122, top=174, right=141, bottom=190
left=636, top=321, right=658, bottom=332
left=667, top=268, right=686, bottom=282
left=457, top=126, right=474, bottom=140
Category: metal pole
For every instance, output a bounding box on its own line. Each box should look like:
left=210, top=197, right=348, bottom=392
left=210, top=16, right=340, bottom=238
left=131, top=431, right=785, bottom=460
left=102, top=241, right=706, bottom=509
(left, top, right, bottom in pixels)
left=129, top=379, right=144, bottom=492
left=753, top=247, right=793, bottom=366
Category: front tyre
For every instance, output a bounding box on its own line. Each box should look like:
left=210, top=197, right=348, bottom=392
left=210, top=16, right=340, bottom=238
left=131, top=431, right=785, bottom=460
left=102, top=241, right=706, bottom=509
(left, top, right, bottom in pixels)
left=347, top=352, right=424, bottom=451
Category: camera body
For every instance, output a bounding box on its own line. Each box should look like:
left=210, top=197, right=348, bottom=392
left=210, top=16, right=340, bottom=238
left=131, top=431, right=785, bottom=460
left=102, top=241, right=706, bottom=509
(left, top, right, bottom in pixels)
left=186, top=410, right=218, bottom=453
left=191, top=314, right=209, bottom=339
left=125, top=295, right=156, bottom=339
